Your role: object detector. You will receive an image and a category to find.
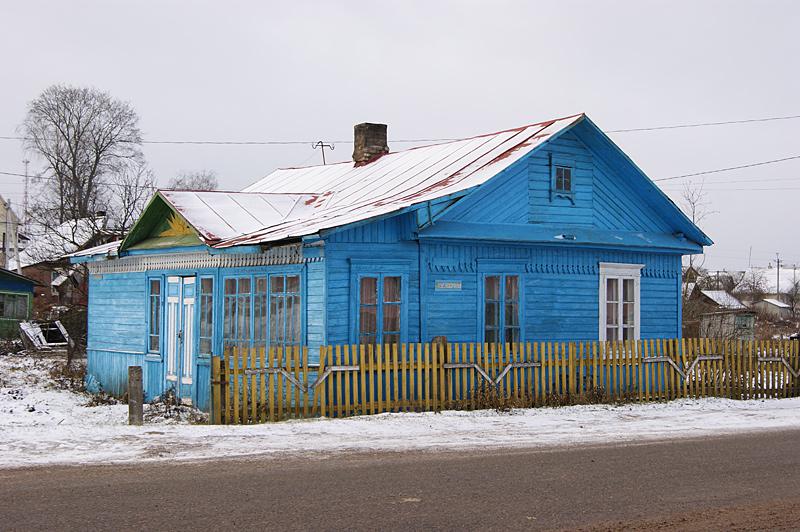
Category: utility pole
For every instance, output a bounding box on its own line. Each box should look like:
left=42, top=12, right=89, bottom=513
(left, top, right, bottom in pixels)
left=22, top=159, right=29, bottom=233
left=4, top=198, right=10, bottom=270
left=312, top=141, right=335, bottom=165
left=776, top=253, right=782, bottom=298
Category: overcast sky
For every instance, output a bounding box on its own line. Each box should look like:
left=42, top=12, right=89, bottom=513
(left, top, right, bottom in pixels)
left=1, top=1, right=798, bottom=270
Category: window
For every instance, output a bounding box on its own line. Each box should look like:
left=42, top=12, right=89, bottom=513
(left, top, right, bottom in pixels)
left=599, top=263, right=642, bottom=341
left=554, top=166, right=572, bottom=193
left=270, top=275, right=302, bottom=347
left=223, top=277, right=251, bottom=350
left=0, top=293, right=28, bottom=319
left=358, top=275, right=402, bottom=347
left=483, top=275, right=520, bottom=344
left=148, top=279, right=161, bottom=352
left=549, top=155, right=575, bottom=202
left=222, top=273, right=302, bottom=352
left=199, top=278, right=214, bottom=355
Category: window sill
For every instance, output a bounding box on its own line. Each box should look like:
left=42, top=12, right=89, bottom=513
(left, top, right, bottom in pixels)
left=144, top=353, right=162, bottom=362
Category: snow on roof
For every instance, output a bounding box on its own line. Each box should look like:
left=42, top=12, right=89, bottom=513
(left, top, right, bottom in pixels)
left=9, top=216, right=106, bottom=269
left=67, top=239, right=121, bottom=259
left=700, top=290, right=747, bottom=310
left=206, top=114, right=585, bottom=247
left=159, top=190, right=318, bottom=244
left=761, top=298, right=791, bottom=309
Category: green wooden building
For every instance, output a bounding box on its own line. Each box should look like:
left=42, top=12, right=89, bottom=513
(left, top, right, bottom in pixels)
left=0, top=268, right=35, bottom=338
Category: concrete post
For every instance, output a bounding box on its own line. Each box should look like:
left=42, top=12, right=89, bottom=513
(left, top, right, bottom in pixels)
left=128, top=366, right=143, bottom=426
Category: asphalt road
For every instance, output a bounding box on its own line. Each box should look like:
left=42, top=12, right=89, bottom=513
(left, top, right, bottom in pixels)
left=3, top=430, right=800, bottom=531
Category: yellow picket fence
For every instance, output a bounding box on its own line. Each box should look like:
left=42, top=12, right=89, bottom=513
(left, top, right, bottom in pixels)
left=210, top=338, right=800, bottom=424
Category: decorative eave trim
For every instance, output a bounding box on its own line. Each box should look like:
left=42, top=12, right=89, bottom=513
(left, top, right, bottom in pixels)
left=427, top=248, right=679, bottom=279
left=87, top=244, right=316, bottom=274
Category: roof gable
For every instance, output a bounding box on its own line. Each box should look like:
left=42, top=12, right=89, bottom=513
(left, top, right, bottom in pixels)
left=434, top=119, right=711, bottom=248
left=120, top=190, right=318, bottom=251
left=121, top=194, right=203, bottom=251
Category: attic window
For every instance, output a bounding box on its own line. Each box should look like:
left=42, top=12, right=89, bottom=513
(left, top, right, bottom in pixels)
left=549, top=155, right=575, bottom=203
left=555, top=166, right=572, bottom=193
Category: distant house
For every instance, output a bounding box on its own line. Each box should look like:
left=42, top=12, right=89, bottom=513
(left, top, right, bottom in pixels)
left=692, top=290, right=754, bottom=340
left=751, top=298, right=792, bottom=321
left=695, top=290, right=747, bottom=311
left=10, top=215, right=114, bottom=318
left=72, top=114, right=712, bottom=409
left=700, top=311, right=755, bottom=340
left=0, top=195, right=26, bottom=270
left=0, top=268, right=35, bottom=338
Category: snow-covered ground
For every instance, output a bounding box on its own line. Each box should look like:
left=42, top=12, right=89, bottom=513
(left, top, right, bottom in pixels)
left=3, top=351, right=800, bottom=470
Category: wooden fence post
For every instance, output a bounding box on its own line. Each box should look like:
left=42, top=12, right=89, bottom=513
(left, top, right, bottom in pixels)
left=128, top=366, right=143, bottom=426
left=211, top=355, right=222, bottom=425
left=432, top=336, right=448, bottom=410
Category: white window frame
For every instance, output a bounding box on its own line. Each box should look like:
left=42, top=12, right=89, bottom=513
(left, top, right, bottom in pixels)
left=598, top=263, right=643, bottom=341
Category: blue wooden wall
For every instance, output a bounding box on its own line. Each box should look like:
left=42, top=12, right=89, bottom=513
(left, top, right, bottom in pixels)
left=323, top=213, right=420, bottom=345
left=85, top=261, right=316, bottom=411
left=421, top=242, right=681, bottom=342
left=86, top=271, right=148, bottom=397
left=321, top=121, right=696, bottom=346
left=441, top=128, right=672, bottom=234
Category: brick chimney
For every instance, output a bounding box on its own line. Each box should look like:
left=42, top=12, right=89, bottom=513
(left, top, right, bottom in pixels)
left=352, top=123, right=389, bottom=166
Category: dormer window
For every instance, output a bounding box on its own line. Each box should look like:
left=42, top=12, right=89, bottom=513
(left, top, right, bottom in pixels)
left=549, top=155, right=576, bottom=203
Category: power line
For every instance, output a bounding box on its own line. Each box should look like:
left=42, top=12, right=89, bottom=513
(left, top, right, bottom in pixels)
left=3, top=152, right=800, bottom=190
left=605, top=113, right=800, bottom=133
left=0, top=135, right=455, bottom=145
left=652, top=155, right=800, bottom=182
left=668, top=187, right=800, bottom=192
left=1, top=112, right=799, bottom=146
left=660, top=176, right=800, bottom=185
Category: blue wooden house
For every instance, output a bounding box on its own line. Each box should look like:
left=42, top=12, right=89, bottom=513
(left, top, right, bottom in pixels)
left=72, top=114, right=712, bottom=410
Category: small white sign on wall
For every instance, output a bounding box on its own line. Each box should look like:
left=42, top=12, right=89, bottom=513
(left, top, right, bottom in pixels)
left=435, top=280, right=462, bottom=291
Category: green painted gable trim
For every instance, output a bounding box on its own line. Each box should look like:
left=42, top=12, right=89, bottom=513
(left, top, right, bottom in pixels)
left=120, top=193, right=204, bottom=252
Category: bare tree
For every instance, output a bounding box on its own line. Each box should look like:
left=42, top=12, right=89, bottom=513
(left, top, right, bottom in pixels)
left=167, top=170, right=218, bottom=191
left=108, top=162, right=156, bottom=234
left=787, top=278, right=800, bottom=317
left=737, top=268, right=769, bottom=304
left=680, top=180, right=715, bottom=272
left=19, top=85, right=152, bottom=260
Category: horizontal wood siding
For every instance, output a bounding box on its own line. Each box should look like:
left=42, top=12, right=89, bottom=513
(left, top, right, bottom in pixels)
left=325, top=213, right=415, bottom=243
left=87, top=272, right=147, bottom=353
left=86, top=271, right=147, bottom=396
left=528, top=131, right=594, bottom=226
left=325, top=214, right=420, bottom=345
left=438, top=128, right=675, bottom=237
left=440, top=163, right=530, bottom=224
left=326, top=241, right=421, bottom=345
left=421, top=241, right=681, bottom=342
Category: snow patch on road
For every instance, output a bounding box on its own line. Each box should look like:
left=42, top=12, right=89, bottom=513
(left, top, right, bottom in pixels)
left=3, top=352, right=800, bottom=469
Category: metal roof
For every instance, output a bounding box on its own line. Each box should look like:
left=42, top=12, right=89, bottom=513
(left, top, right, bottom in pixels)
left=218, top=114, right=585, bottom=247
left=159, top=190, right=318, bottom=244
left=700, top=290, right=747, bottom=310
left=760, top=298, right=790, bottom=309
left=68, top=240, right=121, bottom=259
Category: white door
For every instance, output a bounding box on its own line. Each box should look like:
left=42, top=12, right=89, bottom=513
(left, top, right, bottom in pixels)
left=165, top=276, right=196, bottom=402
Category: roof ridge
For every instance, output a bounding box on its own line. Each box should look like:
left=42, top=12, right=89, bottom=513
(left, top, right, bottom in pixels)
left=273, top=113, right=586, bottom=172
